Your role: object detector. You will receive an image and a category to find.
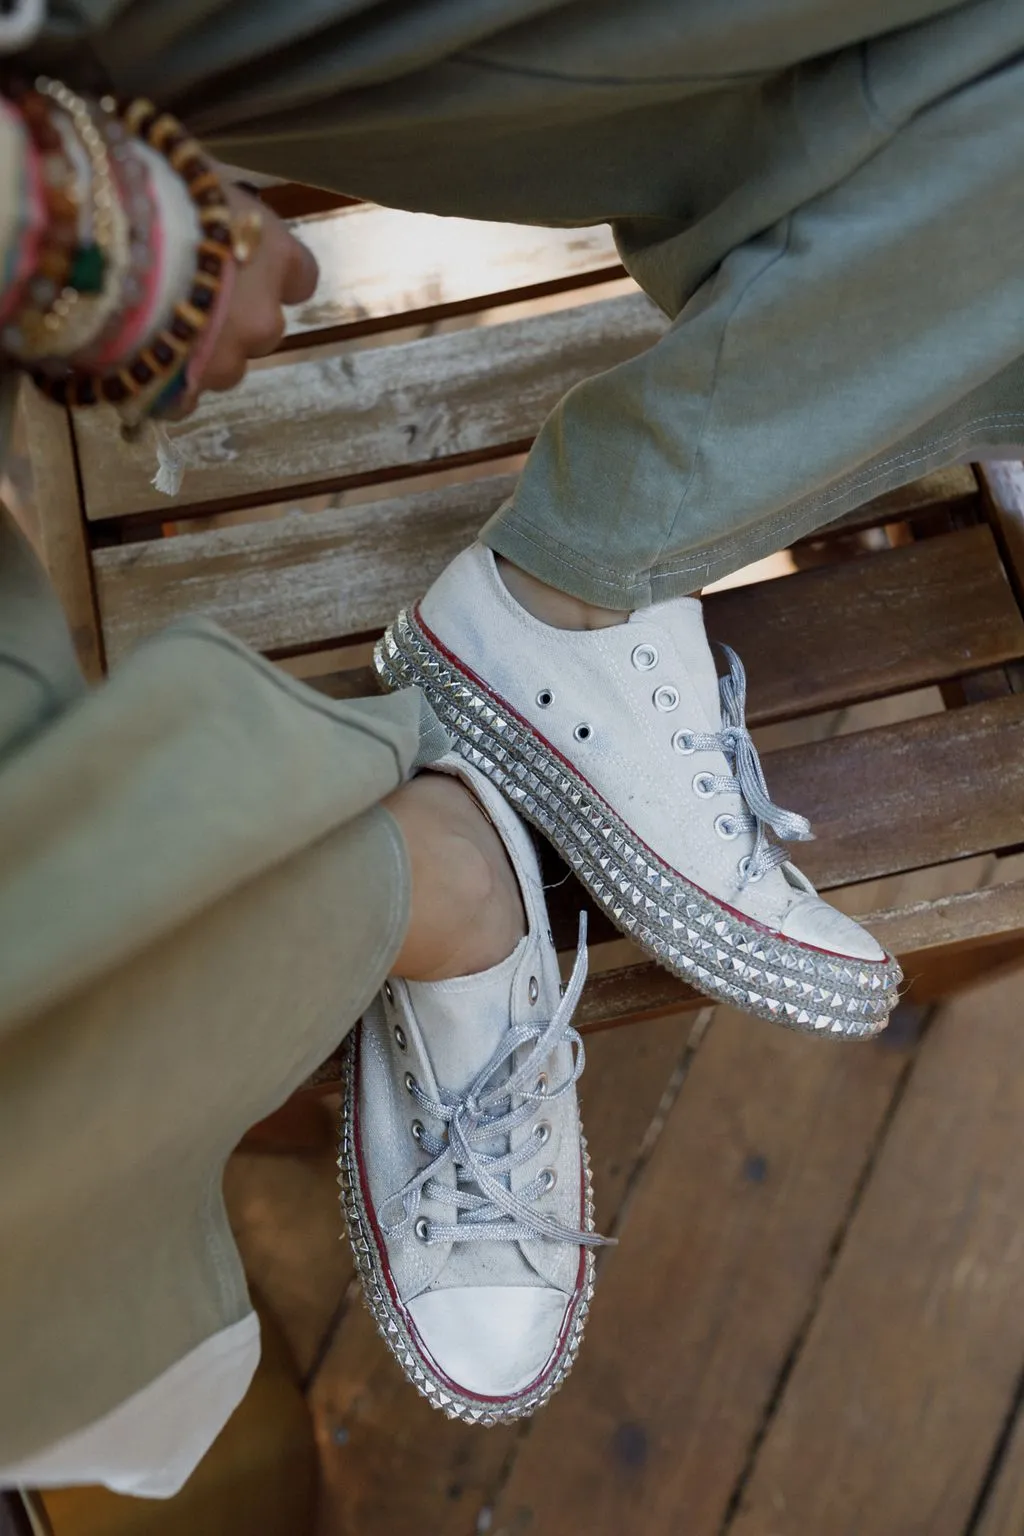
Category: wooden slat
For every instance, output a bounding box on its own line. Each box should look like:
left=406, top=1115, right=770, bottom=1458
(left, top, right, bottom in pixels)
left=767, top=694, right=1024, bottom=888
left=95, top=473, right=517, bottom=664
left=74, top=291, right=665, bottom=522
left=573, top=877, right=1024, bottom=1028
left=309, top=1011, right=697, bottom=1536
left=706, top=524, right=1024, bottom=723
left=95, top=504, right=1023, bottom=710
left=729, top=969, right=1024, bottom=1536
left=975, top=1397, right=1024, bottom=1536
left=484, top=1007, right=909, bottom=1536
left=303, top=878, right=1024, bottom=1088
left=260, top=185, right=356, bottom=220
left=285, top=206, right=622, bottom=344
left=18, top=386, right=104, bottom=681
left=980, top=460, right=1024, bottom=610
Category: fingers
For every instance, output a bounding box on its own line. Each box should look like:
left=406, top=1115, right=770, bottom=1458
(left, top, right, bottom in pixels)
left=281, top=233, right=319, bottom=306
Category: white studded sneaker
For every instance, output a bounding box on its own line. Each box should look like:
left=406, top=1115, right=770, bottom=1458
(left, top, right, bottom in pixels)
left=337, top=754, right=604, bottom=1425
left=374, top=544, right=902, bottom=1038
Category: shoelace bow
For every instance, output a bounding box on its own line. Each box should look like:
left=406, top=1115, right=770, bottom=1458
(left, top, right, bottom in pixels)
left=683, top=645, right=814, bottom=884
left=380, top=915, right=611, bottom=1248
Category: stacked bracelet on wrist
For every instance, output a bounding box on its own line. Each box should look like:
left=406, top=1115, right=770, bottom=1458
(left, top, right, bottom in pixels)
left=1, top=83, right=240, bottom=415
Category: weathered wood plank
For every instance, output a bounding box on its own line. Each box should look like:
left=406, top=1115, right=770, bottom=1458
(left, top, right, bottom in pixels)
left=75, top=292, right=665, bottom=522
left=705, top=525, right=1024, bottom=723
left=728, top=968, right=1024, bottom=1536
left=285, top=205, right=621, bottom=344
left=94, top=474, right=518, bottom=664
left=302, top=877, right=1024, bottom=1088
left=18, top=386, right=104, bottom=681
left=96, top=506, right=1023, bottom=722
left=974, top=1395, right=1024, bottom=1536
left=766, top=694, right=1024, bottom=888
left=484, top=1008, right=909, bottom=1536
left=309, top=1011, right=697, bottom=1536
left=980, top=460, right=1024, bottom=611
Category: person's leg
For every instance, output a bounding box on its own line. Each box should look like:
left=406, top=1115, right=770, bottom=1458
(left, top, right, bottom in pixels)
left=385, top=770, right=525, bottom=982
left=0, top=502, right=457, bottom=1472
left=340, top=753, right=600, bottom=1426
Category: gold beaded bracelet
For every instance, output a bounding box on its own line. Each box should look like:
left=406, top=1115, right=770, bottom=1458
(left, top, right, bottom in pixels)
left=14, top=78, right=125, bottom=360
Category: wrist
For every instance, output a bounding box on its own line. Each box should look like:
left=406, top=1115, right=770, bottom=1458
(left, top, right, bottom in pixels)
left=0, top=86, right=238, bottom=415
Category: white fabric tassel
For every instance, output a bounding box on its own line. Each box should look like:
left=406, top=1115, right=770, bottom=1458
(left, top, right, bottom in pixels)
left=150, top=421, right=186, bottom=498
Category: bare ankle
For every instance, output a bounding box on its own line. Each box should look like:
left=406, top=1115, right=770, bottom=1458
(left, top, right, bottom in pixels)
left=496, top=556, right=629, bottom=631
left=385, top=773, right=527, bottom=983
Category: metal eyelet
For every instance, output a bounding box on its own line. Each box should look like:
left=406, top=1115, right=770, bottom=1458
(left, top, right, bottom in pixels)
left=528, top=975, right=539, bottom=1005
left=414, top=1217, right=430, bottom=1242
left=631, top=644, right=658, bottom=671
left=404, top=1071, right=417, bottom=1094
left=573, top=723, right=592, bottom=742
left=534, top=1121, right=552, bottom=1145
left=411, top=1119, right=424, bottom=1143
left=692, top=772, right=716, bottom=798
left=536, top=689, right=554, bottom=708
left=394, top=1024, right=407, bottom=1051
left=540, top=1168, right=557, bottom=1192
left=672, top=730, right=696, bottom=755
left=714, top=813, right=740, bottom=840
left=535, top=1073, right=548, bottom=1096
left=383, top=981, right=394, bottom=1004
left=738, top=856, right=765, bottom=885
left=653, top=685, right=680, bottom=712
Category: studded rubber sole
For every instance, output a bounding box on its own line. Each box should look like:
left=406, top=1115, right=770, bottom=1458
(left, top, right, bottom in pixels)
left=375, top=609, right=902, bottom=1038
left=337, top=1026, right=596, bottom=1425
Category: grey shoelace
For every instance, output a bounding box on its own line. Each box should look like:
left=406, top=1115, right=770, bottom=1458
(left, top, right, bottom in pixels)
left=381, top=916, right=610, bottom=1248
left=681, top=645, right=814, bottom=884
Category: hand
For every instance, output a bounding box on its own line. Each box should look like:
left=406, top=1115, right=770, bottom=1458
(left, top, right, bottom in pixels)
left=172, top=184, right=319, bottom=414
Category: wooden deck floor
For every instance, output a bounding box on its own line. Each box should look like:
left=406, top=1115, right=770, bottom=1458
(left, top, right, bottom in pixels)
left=216, top=960, right=1024, bottom=1536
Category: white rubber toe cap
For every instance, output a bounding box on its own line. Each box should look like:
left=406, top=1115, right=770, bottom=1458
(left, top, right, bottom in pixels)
left=407, top=1286, right=568, bottom=1398
left=779, top=895, right=885, bottom=962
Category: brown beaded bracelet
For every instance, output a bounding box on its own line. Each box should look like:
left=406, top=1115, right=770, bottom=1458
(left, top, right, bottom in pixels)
left=30, top=95, right=235, bottom=410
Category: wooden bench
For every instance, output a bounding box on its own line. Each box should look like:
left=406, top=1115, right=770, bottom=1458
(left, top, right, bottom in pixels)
left=19, top=191, right=1024, bottom=1082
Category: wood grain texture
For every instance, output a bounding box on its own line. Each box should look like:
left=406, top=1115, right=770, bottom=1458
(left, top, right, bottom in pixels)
left=18, top=386, right=103, bottom=681
left=223, top=1144, right=354, bottom=1379
left=95, top=510, right=1022, bottom=713
left=75, top=291, right=665, bottom=521
left=485, top=1008, right=908, bottom=1536
left=285, top=205, right=621, bottom=343
left=574, top=878, right=1024, bottom=1028
left=95, top=473, right=518, bottom=663
left=980, top=459, right=1024, bottom=610
left=765, top=694, right=1024, bottom=888
left=974, top=1396, right=1024, bottom=1536
left=728, top=969, right=1024, bottom=1536
left=705, top=524, right=1024, bottom=723
left=303, top=878, right=1024, bottom=1087
left=309, top=1011, right=695, bottom=1536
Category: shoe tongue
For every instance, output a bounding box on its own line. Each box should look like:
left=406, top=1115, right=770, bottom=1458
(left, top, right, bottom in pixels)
left=404, top=937, right=527, bottom=1094
left=406, top=938, right=543, bottom=1291
left=629, top=597, right=722, bottom=728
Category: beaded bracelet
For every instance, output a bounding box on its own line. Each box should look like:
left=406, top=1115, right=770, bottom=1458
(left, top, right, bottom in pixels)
left=13, top=80, right=125, bottom=360
left=29, top=95, right=237, bottom=409
left=2, top=87, right=82, bottom=357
